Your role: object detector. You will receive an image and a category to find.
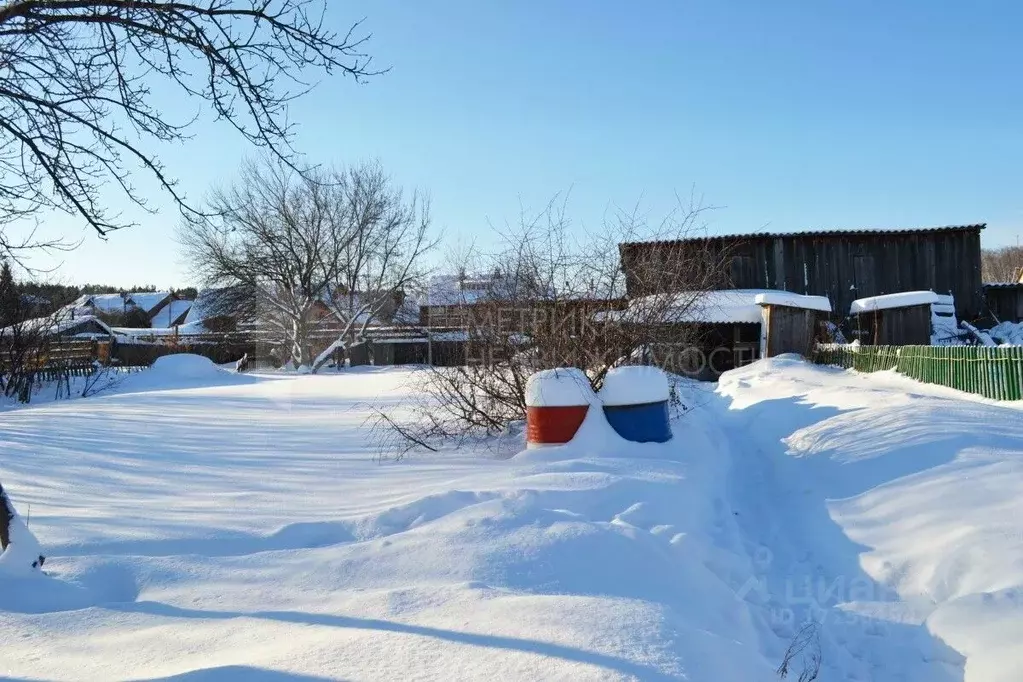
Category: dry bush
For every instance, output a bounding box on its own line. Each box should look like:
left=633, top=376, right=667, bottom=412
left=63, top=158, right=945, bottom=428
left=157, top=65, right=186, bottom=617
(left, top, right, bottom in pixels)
left=777, top=620, right=822, bottom=682
left=0, top=312, right=54, bottom=403
left=379, top=194, right=731, bottom=455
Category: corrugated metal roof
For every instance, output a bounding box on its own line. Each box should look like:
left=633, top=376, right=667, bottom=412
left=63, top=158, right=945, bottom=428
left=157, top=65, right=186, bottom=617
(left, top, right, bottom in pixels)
left=983, top=282, right=1023, bottom=289
left=619, top=223, right=986, bottom=249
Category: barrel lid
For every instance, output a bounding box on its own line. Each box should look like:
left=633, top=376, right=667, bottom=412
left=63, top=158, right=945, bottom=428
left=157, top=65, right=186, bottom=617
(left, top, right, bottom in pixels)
left=599, top=365, right=670, bottom=406
left=525, top=368, right=597, bottom=407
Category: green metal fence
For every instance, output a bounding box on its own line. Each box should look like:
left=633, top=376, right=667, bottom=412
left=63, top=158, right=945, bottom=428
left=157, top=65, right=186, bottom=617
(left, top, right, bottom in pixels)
left=811, top=344, right=1023, bottom=401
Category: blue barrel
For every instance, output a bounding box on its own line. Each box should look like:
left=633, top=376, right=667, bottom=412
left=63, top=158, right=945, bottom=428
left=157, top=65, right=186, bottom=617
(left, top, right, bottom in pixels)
left=599, top=366, right=672, bottom=443
left=603, top=401, right=672, bottom=443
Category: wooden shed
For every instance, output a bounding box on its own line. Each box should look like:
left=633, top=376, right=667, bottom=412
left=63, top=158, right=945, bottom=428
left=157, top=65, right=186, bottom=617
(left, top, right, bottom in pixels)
left=626, top=289, right=831, bottom=380
left=619, top=224, right=985, bottom=324
left=984, top=283, right=1023, bottom=324
left=754, top=292, right=832, bottom=357
left=849, top=291, right=939, bottom=345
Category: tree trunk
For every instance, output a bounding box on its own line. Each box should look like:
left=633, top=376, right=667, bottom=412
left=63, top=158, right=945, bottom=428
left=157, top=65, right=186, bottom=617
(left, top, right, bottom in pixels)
left=291, top=317, right=312, bottom=367
left=0, top=480, right=15, bottom=551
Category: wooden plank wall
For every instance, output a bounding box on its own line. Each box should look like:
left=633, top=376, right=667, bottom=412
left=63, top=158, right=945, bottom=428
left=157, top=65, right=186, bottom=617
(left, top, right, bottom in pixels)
left=851, top=306, right=932, bottom=345
left=623, top=228, right=985, bottom=322
left=763, top=306, right=817, bottom=357
left=984, top=284, right=1023, bottom=323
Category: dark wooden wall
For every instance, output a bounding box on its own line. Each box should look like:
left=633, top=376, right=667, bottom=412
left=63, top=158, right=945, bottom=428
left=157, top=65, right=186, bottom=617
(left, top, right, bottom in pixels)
left=984, top=284, right=1023, bottom=323
left=763, top=306, right=818, bottom=357
left=647, top=322, right=760, bottom=380
left=853, top=305, right=932, bottom=345
left=621, top=227, right=985, bottom=323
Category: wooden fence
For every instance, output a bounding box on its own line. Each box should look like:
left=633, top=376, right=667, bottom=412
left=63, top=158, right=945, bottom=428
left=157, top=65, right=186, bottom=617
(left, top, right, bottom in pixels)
left=811, top=344, right=1023, bottom=401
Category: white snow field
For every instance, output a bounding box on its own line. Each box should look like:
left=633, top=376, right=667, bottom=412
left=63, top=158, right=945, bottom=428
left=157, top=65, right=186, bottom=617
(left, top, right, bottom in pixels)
left=1, top=356, right=1021, bottom=680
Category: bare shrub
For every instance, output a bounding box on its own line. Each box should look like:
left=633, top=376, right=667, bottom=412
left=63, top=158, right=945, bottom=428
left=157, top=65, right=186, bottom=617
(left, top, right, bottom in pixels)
left=0, top=310, right=54, bottom=403
left=381, top=194, right=731, bottom=454
left=777, top=620, right=822, bottom=682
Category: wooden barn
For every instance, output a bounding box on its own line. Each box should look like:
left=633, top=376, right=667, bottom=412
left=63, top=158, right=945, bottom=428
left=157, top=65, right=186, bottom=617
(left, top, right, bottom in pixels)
left=619, top=224, right=986, bottom=324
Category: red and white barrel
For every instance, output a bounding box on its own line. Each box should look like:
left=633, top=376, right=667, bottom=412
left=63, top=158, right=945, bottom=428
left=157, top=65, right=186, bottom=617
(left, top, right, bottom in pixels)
left=525, top=368, right=595, bottom=448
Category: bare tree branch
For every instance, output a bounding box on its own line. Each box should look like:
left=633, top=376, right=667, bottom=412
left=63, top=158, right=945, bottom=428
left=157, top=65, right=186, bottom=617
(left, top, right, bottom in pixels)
left=0, top=0, right=378, bottom=258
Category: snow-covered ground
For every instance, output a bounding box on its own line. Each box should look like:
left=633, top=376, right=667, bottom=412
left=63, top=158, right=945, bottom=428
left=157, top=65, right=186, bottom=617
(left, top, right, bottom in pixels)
left=1, top=357, right=1021, bottom=680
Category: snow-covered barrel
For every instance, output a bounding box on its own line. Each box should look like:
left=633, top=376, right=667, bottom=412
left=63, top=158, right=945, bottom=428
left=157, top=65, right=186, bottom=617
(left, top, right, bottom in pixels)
left=599, top=366, right=672, bottom=443
left=525, top=368, right=594, bottom=447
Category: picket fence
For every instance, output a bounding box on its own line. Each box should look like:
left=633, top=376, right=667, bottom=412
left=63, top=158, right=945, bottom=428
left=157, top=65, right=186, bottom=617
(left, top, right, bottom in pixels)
left=811, top=344, right=1023, bottom=401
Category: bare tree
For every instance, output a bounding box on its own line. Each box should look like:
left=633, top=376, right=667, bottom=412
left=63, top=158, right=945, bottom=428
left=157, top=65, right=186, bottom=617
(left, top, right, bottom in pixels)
left=379, top=194, right=730, bottom=454
left=982, top=246, right=1023, bottom=283
left=313, top=164, right=435, bottom=371
left=0, top=0, right=377, bottom=258
left=181, top=158, right=433, bottom=369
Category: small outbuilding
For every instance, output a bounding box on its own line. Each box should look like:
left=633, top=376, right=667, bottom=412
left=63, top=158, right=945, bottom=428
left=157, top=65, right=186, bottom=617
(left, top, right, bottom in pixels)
left=849, top=291, right=939, bottom=345
left=623, top=288, right=833, bottom=379
left=754, top=292, right=832, bottom=358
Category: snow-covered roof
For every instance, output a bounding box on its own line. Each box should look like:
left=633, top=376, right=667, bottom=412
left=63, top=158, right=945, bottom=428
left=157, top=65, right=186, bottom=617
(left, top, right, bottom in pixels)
left=113, top=320, right=209, bottom=339
left=753, top=292, right=831, bottom=312
left=625, top=289, right=829, bottom=324
left=2, top=314, right=114, bottom=338
left=425, top=275, right=503, bottom=306
left=184, top=289, right=224, bottom=324
left=63, top=293, right=129, bottom=316
left=849, top=291, right=940, bottom=314
left=127, top=291, right=171, bottom=314
left=149, top=299, right=192, bottom=327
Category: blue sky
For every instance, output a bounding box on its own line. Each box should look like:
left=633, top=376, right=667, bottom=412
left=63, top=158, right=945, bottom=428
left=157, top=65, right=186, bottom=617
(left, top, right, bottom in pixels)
left=20, top=1, right=1023, bottom=287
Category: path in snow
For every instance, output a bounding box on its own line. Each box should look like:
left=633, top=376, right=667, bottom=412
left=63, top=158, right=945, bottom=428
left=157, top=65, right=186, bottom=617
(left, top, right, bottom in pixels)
left=716, top=357, right=1023, bottom=682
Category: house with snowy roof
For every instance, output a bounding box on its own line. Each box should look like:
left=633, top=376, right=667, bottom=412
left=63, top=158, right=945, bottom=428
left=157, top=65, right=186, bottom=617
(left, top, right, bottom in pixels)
left=63, top=291, right=190, bottom=327
left=1, top=312, right=114, bottom=341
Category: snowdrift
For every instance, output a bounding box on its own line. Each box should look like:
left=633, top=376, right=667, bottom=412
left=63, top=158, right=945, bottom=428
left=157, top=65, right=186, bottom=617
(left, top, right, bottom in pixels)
left=2, top=360, right=1020, bottom=680
left=718, top=356, right=1023, bottom=682
left=114, top=353, right=263, bottom=394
